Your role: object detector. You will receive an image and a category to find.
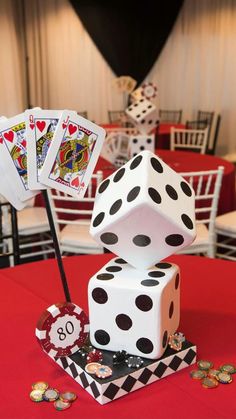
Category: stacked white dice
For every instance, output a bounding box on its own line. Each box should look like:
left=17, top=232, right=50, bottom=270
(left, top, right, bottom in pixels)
left=88, top=150, right=196, bottom=359
left=125, top=97, right=159, bottom=158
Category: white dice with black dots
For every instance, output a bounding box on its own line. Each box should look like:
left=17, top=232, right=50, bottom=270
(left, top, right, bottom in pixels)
left=90, top=150, right=196, bottom=270
left=88, top=257, right=180, bottom=359
left=128, top=134, right=155, bottom=158
left=125, top=98, right=159, bottom=134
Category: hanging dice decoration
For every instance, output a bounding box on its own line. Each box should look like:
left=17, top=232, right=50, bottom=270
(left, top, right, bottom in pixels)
left=88, top=150, right=196, bottom=359
left=125, top=98, right=159, bottom=135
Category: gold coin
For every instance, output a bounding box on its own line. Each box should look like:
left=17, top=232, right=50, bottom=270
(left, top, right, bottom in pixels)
left=32, top=381, right=49, bottom=391
left=30, top=389, right=44, bottom=402
left=220, top=364, right=236, bottom=374
left=201, top=377, right=219, bottom=389
left=197, top=360, right=213, bottom=371
left=190, top=370, right=207, bottom=380
left=208, top=369, right=220, bottom=379
left=217, top=372, right=233, bottom=384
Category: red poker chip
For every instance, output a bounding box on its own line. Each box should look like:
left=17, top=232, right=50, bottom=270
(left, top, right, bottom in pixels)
left=141, top=82, right=158, bottom=99
left=35, top=302, right=89, bottom=357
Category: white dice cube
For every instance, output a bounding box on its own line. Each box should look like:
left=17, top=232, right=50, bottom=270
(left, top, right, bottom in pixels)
left=88, top=257, right=180, bottom=359
left=90, top=150, right=196, bottom=270
left=128, top=134, right=155, bottom=158
left=125, top=98, right=159, bottom=134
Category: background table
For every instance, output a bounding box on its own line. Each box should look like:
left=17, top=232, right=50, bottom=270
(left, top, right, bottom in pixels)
left=101, top=123, right=185, bottom=149
left=1, top=253, right=236, bottom=419
left=95, top=150, right=236, bottom=216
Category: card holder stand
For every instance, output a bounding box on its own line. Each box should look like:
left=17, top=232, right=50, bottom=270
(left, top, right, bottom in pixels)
left=42, top=190, right=71, bottom=302
left=46, top=340, right=197, bottom=404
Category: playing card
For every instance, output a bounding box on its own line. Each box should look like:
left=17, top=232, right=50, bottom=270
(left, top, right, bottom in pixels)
left=25, top=109, right=63, bottom=190
left=39, top=110, right=106, bottom=198
left=0, top=113, right=37, bottom=201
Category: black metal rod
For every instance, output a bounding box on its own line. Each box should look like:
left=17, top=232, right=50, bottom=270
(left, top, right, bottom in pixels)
left=10, top=206, right=20, bottom=266
left=42, top=190, right=71, bottom=302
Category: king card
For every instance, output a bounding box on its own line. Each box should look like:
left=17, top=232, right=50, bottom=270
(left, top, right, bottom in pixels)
left=0, top=113, right=37, bottom=201
left=39, top=110, right=106, bottom=198
left=25, top=109, right=63, bottom=190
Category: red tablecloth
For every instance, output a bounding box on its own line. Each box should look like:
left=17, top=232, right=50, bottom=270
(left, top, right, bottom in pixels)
left=1, top=254, right=236, bottom=419
left=95, top=150, right=236, bottom=216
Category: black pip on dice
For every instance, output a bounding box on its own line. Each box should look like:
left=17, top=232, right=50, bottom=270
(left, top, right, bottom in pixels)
left=89, top=150, right=196, bottom=360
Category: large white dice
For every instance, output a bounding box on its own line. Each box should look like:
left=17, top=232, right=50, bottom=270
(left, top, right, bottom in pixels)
left=125, top=98, right=159, bottom=134
left=90, top=150, right=196, bottom=270
left=88, top=257, right=180, bottom=359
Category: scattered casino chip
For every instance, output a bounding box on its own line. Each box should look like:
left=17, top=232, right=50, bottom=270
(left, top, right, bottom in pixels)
left=141, top=82, right=158, bottom=100
left=201, top=377, right=219, bottom=389
left=32, top=381, right=49, bottom=392
left=126, top=356, right=144, bottom=368
left=190, top=370, right=207, bottom=380
left=43, top=388, right=60, bottom=402
left=35, top=302, right=89, bottom=357
left=208, top=369, right=220, bottom=379
left=59, top=391, right=77, bottom=403
left=85, top=362, right=102, bottom=374
left=113, top=350, right=128, bottom=365
left=86, top=349, right=103, bottom=364
left=30, top=389, right=45, bottom=402
left=216, top=372, right=233, bottom=384
left=197, top=360, right=213, bottom=371
left=220, top=364, right=236, bottom=374
left=168, top=332, right=185, bottom=351
left=54, top=399, right=71, bottom=410
left=95, top=365, right=113, bottom=379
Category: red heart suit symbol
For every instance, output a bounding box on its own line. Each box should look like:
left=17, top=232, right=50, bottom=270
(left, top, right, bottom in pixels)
left=71, top=177, right=79, bottom=188
left=4, top=131, right=14, bottom=142
left=62, top=123, right=67, bottom=129
left=36, top=121, right=46, bottom=132
left=30, top=123, right=35, bottom=130
left=21, top=140, right=26, bottom=148
left=68, top=124, right=77, bottom=136
left=0, top=137, right=3, bottom=144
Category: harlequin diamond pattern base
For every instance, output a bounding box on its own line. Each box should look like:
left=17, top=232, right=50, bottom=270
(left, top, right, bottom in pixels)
left=47, top=340, right=196, bottom=404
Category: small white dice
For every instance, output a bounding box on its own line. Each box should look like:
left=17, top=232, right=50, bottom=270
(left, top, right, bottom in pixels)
left=125, top=98, right=159, bottom=134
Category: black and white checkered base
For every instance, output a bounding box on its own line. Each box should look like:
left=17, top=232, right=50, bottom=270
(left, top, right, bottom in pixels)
left=47, top=340, right=196, bottom=404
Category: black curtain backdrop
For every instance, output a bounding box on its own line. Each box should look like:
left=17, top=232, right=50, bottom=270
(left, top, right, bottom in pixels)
left=69, top=0, right=184, bottom=85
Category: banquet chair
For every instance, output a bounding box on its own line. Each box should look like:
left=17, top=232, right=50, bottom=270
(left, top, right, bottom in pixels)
left=215, top=211, right=236, bottom=261
left=77, top=111, right=88, bottom=119
left=0, top=198, right=20, bottom=267
left=17, top=199, right=54, bottom=262
left=159, top=110, right=182, bottom=124
left=186, top=119, right=208, bottom=130
left=209, top=114, right=221, bottom=155
left=108, top=110, right=126, bottom=124
left=197, top=110, right=215, bottom=154
left=176, top=166, right=224, bottom=258
left=170, top=127, right=209, bottom=154
left=47, top=171, right=104, bottom=255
